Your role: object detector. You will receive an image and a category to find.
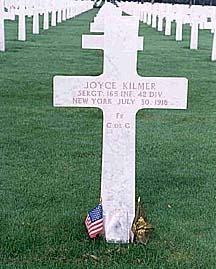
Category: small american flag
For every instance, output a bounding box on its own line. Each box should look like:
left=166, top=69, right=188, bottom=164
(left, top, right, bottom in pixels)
left=85, top=203, right=103, bottom=238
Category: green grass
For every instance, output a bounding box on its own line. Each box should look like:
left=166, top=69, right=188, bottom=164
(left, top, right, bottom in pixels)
left=0, top=9, right=216, bottom=269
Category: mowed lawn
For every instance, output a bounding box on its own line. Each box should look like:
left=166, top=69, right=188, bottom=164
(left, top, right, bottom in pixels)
left=0, top=8, right=216, bottom=269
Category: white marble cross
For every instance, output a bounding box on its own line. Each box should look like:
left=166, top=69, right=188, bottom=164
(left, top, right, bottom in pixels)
left=190, top=17, right=199, bottom=50
left=62, top=0, right=66, bottom=21
left=16, top=1, right=27, bottom=41
left=0, top=0, right=15, bottom=51
left=32, top=0, right=40, bottom=35
left=51, top=0, right=57, bottom=27
left=157, top=13, right=164, bottom=32
left=165, top=14, right=173, bottom=36
left=211, top=27, right=216, bottom=61
left=175, top=15, right=183, bottom=41
left=56, top=1, right=62, bottom=24
left=204, top=20, right=216, bottom=61
left=54, top=12, right=188, bottom=243
left=147, top=6, right=152, bottom=26
left=42, top=0, right=49, bottom=30
left=152, top=11, right=157, bottom=29
left=164, top=6, right=173, bottom=36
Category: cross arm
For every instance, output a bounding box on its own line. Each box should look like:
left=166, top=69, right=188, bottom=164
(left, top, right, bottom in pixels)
left=82, top=35, right=104, bottom=50
left=53, top=75, right=105, bottom=110
left=135, top=77, right=188, bottom=111
left=82, top=34, right=143, bottom=51
left=4, top=13, right=15, bottom=20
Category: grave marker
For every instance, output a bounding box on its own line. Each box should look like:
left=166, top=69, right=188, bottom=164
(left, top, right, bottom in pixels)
left=17, top=2, right=27, bottom=41
left=190, top=19, right=199, bottom=50
left=157, top=14, right=164, bottom=32
left=147, top=8, right=152, bottom=26
left=142, top=7, right=147, bottom=24
left=57, top=5, right=62, bottom=23
left=175, top=16, right=183, bottom=41
left=0, top=0, right=15, bottom=51
left=212, top=28, right=216, bottom=61
left=203, top=20, right=216, bottom=61
left=164, top=5, right=173, bottom=36
left=61, top=11, right=66, bottom=22
left=32, top=2, right=40, bottom=35
left=165, top=15, right=172, bottom=36
left=51, top=9, right=57, bottom=27
left=42, top=0, right=50, bottom=30
left=54, top=10, right=188, bottom=243
left=152, top=12, right=157, bottom=29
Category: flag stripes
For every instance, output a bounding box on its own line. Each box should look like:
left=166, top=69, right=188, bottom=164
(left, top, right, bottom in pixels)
left=85, top=203, right=103, bottom=239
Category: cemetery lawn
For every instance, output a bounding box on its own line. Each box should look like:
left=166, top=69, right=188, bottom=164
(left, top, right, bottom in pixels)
left=0, top=9, right=216, bottom=269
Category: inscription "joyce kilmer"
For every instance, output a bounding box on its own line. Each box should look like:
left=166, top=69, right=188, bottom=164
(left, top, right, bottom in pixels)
left=84, top=81, right=156, bottom=90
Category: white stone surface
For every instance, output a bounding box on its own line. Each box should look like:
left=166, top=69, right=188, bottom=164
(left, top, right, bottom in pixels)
left=33, top=12, right=40, bottom=34
left=54, top=5, right=188, bottom=243
left=203, top=19, right=216, bottom=61
left=142, top=9, right=147, bottom=24
left=90, top=3, right=121, bottom=33
left=157, top=14, right=163, bottom=32
left=17, top=2, right=26, bottom=41
left=212, top=30, right=216, bottom=61
left=43, top=11, right=49, bottom=30
left=62, top=8, right=66, bottom=21
left=147, top=10, right=152, bottom=26
left=152, top=13, right=157, bottom=29
left=51, top=10, right=57, bottom=27
left=57, top=9, right=62, bottom=23
left=0, top=0, right=15, bottom=51
left=190, top=19, right=199, bottom=50
left=165, top=16, right=172, bottom=36
left=175, top=16, right=183, bottom=41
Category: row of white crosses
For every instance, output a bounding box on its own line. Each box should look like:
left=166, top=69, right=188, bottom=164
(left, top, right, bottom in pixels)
left=0, top=0, right=94, bottom=52
left=54, top=2, right=188, bottom=243
left=119, top=2, right=216, bottom=61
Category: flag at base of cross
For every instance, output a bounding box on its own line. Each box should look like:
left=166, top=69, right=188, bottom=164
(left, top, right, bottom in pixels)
left=54, top=12, right=188, bottom=243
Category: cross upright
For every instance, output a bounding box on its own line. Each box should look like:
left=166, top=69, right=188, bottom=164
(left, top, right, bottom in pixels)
left=204, top=20, right=216, bottom=61
left=16, top=1, right=27, bottom=41
left=212, top=29, right=216, bottom=61
left=190, top=15, right=199, bottom=50
left=32, top=0, right=40, bottom=35
left=54, top=9, right=188, bottom=243
left=0, top=0, right=15, bottom=51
